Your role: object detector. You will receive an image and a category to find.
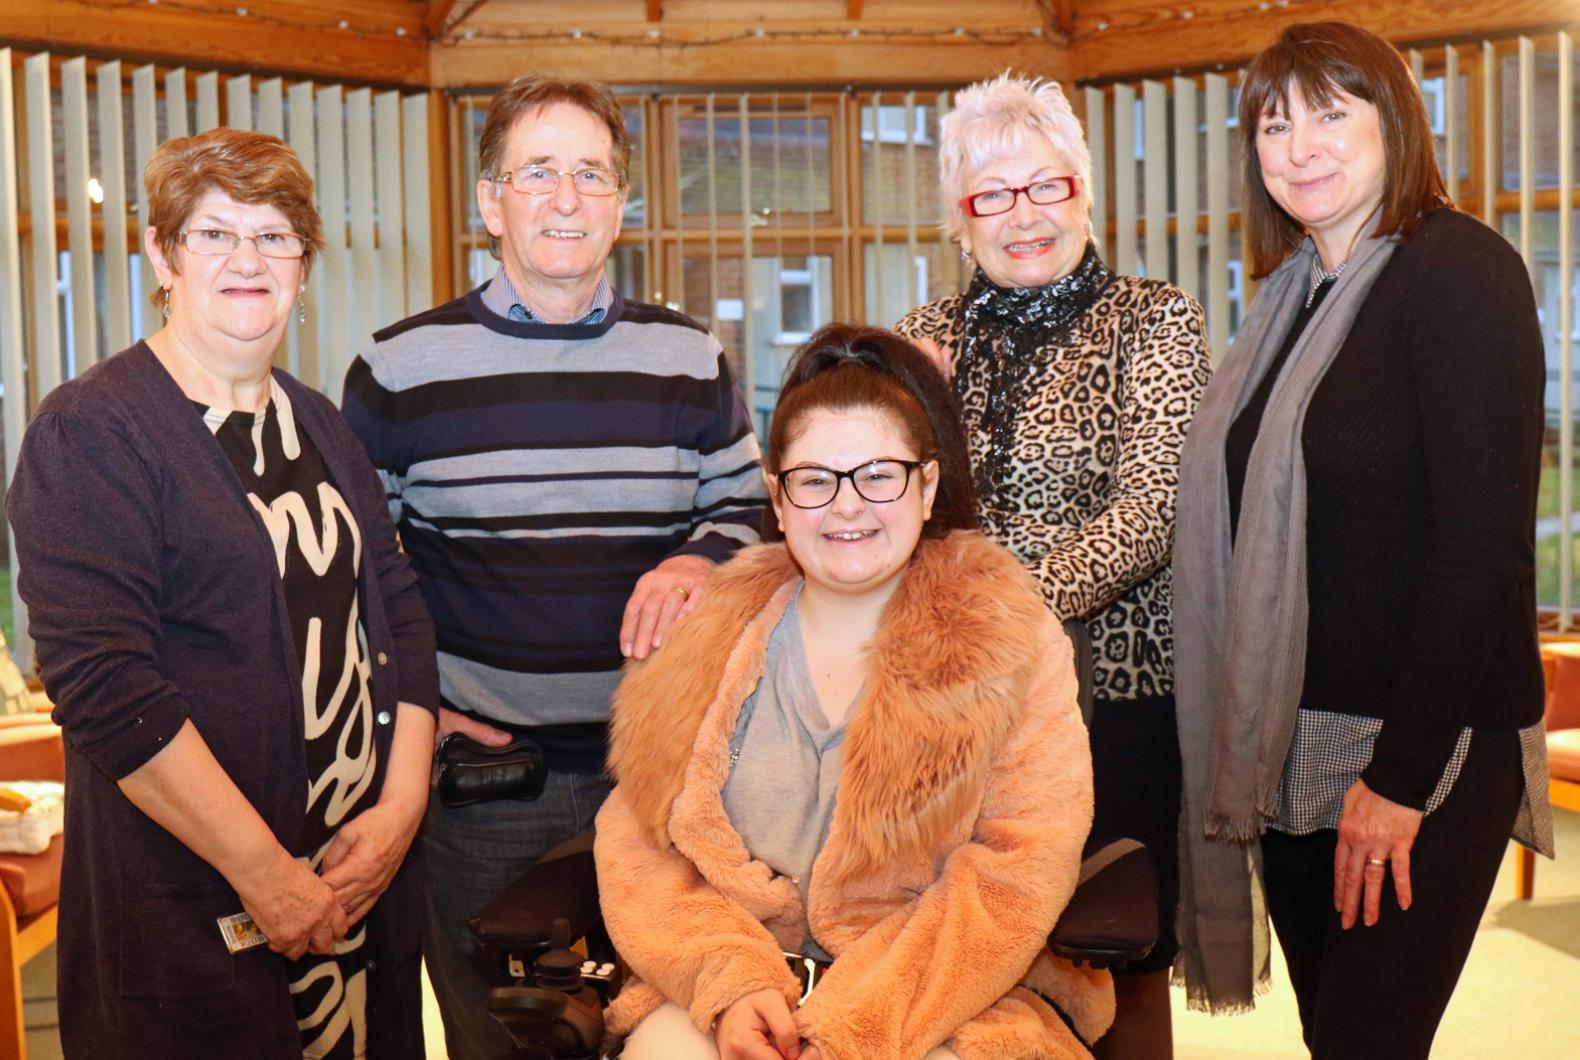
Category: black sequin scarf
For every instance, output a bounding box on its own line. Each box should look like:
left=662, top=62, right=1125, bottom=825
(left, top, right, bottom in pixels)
left=956, top=242, right=1114, bottom=501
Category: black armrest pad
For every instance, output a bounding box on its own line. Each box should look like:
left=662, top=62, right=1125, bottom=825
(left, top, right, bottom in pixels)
left=1048, top=837, right=1158, bottom=968
left=469, top=832, right=600, bottom=949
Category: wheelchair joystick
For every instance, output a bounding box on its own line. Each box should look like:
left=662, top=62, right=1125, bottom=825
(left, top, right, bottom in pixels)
left=487, top=917, right=609, bottom=1059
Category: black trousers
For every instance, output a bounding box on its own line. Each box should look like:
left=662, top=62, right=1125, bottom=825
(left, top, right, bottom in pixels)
left=1260, top=728, right=1522, bottom=1059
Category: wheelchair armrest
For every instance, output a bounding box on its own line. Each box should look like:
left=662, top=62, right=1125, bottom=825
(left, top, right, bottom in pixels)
left=1047, top=837, right=1158, bottom=969
left=469, top=831, right=601, bottom=951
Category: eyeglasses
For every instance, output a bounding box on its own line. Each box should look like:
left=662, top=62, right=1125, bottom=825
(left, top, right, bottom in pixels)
left=178, top=228, right=307, bottom=259
left=776, top=459, right=925, bottom=509
left=488, top=165, right=623, bottom=197
left=959, top=176, right=1079, bottom=218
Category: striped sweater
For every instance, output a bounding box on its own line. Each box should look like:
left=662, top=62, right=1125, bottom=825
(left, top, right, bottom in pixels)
left=342, top=282, right=765, bottom=752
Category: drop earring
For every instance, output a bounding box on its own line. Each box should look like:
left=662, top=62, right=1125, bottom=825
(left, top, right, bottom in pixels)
left=296, top=286, right=307, bottom=324
left=161, top=284, right=171, bottom=319
left=959, top=247, right=971, bottom=264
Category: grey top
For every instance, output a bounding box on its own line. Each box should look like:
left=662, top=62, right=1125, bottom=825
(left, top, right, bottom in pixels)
left=721, top=590, right=849, bottom=960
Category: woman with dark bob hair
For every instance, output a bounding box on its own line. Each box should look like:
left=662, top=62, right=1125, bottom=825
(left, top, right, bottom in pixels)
left=6, top=128, right=437, bottom=1057
left=594, top=324, right=1113, bottom=1059
left=1174, top=21, right=1553, bottom=1055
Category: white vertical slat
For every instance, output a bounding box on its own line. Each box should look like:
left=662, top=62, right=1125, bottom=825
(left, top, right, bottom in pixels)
left=195, top=71, right=219, bottom=132
left=870, top=91, right=883, bottom=310
left=346, top=89, right=376, bottom=372
left=1560, top=32, right=1575, bottom=627
left=1409, top=48, right=1424, bottom=87
left=1084, top=87, right=1107, bottom=256
left=226, top=75, right=252, bottom=131
left=288, top=81, right=320, bottom=385
left=374, top=91, right=405, bottom=324
left=1172, top=76, right=1199, bottom=302
left=401, top=93, right=432, bottom=315
left=1518, top=37, right=1534, bottom=273
left=0, top=50, right=31, bottom=660
left=165, top=68, right=188, bottom=138
left=1445, top=46, right=1459, bottom=205
left=705, top=94, right=718, bottom=328
left=1142, top=81, right=1168, bottom=280
left=903, top=90, right=918, bottom=311
left=1113, top=84, right=1137, bottom=276
left=133, top=64, right=158, bottom=338
left=24, top=53, right=62, bottom=399
left=1205, top=72, right=1230, bottom=363
left=738, top=95, right=755, bottom=413
left=317, top=86, right=351, bottom=401
left=97, top=60, right=132, bottom=355
left=256, top=78, right=284, bottom=139
left=61, top=58, right=97, bottom=372
left=1482, top=42, right=1496, bottom=225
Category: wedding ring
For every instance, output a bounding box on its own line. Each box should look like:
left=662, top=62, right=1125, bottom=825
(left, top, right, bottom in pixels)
left=1365, top=856, right=1387, bottom=868
left=670, top=585, right=690, bottom=597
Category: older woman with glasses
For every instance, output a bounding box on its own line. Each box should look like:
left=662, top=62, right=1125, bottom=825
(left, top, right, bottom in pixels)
left=6, top=128, right=437, bottom=1059
left=896, top=73, right=1212, bottom=1060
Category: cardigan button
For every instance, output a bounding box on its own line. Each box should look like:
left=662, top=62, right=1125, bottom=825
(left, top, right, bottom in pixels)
left=376, top=711, right=391, bottom=725
left=376, top=652, right=389, bottom=665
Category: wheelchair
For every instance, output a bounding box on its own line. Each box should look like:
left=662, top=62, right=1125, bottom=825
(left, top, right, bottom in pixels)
left=466, top=621, right=1159, bottom=1059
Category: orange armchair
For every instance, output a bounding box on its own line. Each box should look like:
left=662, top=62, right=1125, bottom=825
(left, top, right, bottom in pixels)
left=1517, top=642, right=1580, bottom=899
left=0, top=702, right=63, bottom=1060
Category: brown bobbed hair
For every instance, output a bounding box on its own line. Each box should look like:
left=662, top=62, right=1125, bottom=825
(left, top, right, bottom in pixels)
left=477, top=75, right=632, bottom=258
left=143, top=128, right=324, bottom=304
left=760, top=324, right=979, bottom=543
left=1239, top=20, right=1450, bottom=279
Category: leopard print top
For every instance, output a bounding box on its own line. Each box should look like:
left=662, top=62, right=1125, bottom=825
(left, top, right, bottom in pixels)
left=897, top=276, right=1211, bottom=701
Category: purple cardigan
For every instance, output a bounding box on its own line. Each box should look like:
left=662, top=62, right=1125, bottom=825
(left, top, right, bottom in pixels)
left=6, top=343, right=439, bottom=1059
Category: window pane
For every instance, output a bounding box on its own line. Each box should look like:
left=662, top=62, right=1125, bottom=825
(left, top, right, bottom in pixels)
left=678, top=110, right=832, bottom=218
left=1502, top=212, right=1580, bottom=607
left=861, top=101, right=941, bottom=225
left=863, top=242, right=966, bottom=326
left=622, top=103, right=646, bottom=228
left=1500, top=50, right=1580, bottom=191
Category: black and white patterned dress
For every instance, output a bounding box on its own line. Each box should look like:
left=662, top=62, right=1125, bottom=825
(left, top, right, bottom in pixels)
left=203, top=378, right=379, bottom=1060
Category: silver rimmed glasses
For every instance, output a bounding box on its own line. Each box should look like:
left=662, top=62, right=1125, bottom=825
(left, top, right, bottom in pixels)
left=178, top=228, right=307, bottom=259
left=488, top=165, right=624, bottom=197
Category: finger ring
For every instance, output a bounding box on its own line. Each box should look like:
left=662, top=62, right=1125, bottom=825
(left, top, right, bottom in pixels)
left=670, top=586, right=689, bottom=597
left=1365, top=856, right=1387, bottom=867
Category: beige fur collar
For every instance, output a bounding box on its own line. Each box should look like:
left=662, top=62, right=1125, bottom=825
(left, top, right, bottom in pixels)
left=607, top=530, right=1051, bottom=873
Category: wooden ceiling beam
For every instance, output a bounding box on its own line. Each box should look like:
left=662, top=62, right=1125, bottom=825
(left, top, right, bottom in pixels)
left=432, top=35, right=1070, bottom=88
left=1073, top=0, right=1580, bottom=81
left=847, top=1, right=865, bottom=20
left=0, top=0, right=427, bottom=86
left=647, top=1, right=664, bottom=22
left=424, top=0, right=459, bottom=39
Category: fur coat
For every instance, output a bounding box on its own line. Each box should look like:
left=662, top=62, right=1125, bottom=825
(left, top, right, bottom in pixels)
left=594, top=530, right=1113, bottom=1060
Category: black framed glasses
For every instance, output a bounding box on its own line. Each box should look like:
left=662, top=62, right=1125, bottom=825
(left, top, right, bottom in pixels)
left=958, top=176, right=1079, bottom=218
left=178, top=228, right=307, bottom=259
left=776, top=459, right=925, bottom=509
left=488, top=165, right=624, bottom=197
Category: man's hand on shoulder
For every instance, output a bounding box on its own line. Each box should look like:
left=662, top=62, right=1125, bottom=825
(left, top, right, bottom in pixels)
left=620, top=553, right=716, bottom=660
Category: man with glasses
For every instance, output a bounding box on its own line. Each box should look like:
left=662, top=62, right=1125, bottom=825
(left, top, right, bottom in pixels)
left=341, top=75, right=764, bottom=1057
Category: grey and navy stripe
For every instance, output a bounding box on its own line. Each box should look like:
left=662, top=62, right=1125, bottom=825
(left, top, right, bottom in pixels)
left=341, top=281, right=764, bottom=743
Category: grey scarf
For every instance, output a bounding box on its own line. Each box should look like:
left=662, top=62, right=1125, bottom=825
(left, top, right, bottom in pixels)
left=1172, top=228, right=1397, bottom=1012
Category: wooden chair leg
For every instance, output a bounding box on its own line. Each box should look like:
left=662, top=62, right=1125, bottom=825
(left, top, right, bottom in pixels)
left=1514, top=842, right=1536, bottom=901
left=1, top=885, right=26, bottom=1060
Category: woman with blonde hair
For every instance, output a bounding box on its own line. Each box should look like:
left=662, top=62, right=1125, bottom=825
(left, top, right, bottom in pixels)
left=7, top=128, right=437, bottom=1058
left=898, top=72, right=1211, bottom=1059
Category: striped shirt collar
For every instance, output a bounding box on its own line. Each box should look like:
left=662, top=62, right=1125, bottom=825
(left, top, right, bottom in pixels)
left=1305, top=252, right=1348, bottom=309
left=482, top=264, right=613, bottom=325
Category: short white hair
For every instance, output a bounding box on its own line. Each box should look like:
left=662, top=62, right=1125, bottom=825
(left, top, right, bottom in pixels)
left=939, top=72, right=1095, bottom=245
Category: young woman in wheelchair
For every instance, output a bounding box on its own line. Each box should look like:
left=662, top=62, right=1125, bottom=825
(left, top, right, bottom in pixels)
left=593, top=324, right=1112, bottom=1060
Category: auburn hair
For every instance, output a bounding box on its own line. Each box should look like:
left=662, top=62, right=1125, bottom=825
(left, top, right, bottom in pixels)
left=1239, top=21, right=1450, bottom=278
left=761, top=324, right=978, bottom=542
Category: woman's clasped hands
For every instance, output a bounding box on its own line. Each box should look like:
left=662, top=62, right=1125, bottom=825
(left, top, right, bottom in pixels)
left=716, top=988, right=822, bottom=1060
